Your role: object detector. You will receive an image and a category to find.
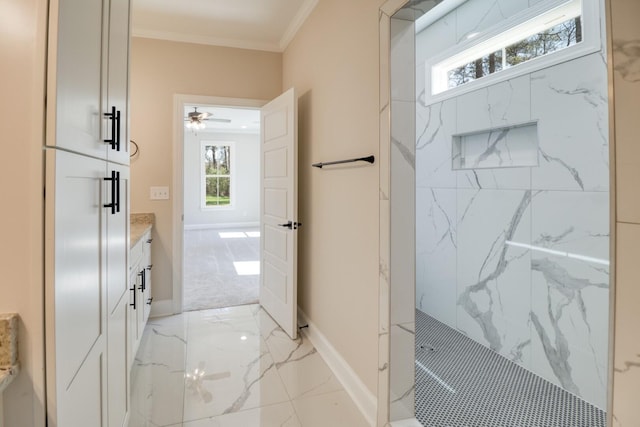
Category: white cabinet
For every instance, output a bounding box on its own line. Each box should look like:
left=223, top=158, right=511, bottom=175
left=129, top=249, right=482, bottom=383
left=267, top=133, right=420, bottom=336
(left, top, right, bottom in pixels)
left=107, top=293, right=129, bottom=427
left=49, top=0, right=105, bottom=159
left=128, top=230, right=152, bottom=367
left=142, top=236, right=153, bottom=324
left=45, top=0, right=131, bottom=425
left=106, top=164, right=130, bottom=427
left=45, top=149, right=109, bottom=427
left=48, top=0, right=131, bottom=163
left=104, top=0, right=132, bottom=164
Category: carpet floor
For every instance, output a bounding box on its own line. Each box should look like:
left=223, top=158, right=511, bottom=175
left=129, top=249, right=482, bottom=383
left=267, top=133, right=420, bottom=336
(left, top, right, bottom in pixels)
left=183, top=227, right=260, bottom=311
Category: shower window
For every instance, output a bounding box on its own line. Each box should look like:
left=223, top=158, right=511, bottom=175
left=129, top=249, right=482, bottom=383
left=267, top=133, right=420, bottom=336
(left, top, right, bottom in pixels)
left=428, top=0, right=600, bottom=99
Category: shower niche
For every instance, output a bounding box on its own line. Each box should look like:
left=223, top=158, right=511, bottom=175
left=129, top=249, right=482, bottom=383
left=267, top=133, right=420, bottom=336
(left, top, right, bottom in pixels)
left=451, top=122, right=539, bottom=170
left=385, top=0, right=611, bottom=425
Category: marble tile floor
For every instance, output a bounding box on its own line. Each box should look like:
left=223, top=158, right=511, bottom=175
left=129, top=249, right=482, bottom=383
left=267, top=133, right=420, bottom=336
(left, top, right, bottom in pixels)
left=129, top=304, right=369, bottom=427
left=183, top=228, right=260, bottom=312
left=414, top=309, right=606, bottom=427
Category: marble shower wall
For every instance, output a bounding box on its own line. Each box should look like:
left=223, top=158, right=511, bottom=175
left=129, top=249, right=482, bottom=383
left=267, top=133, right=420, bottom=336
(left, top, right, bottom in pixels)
left=415, top=0, right=610, bottom=409
left=389, top=17, right=416, bottom=422
left=610, top=0, right=640, bottom=425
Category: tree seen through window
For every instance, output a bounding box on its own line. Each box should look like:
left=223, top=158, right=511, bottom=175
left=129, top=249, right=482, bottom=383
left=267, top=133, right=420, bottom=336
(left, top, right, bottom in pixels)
left=204, top=144, right=231, bottom=206
left=447, top=16, right=582, bottom=89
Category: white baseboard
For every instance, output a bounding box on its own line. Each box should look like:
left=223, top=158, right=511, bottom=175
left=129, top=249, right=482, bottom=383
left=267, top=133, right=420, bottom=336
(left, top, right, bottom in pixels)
left=149, top=299, right=174, bottom=318
left=184, top=222, right=259, bottom=230
left=297, top=308, right=377, bottom=427
left=390, top=418, right=422, bottom=427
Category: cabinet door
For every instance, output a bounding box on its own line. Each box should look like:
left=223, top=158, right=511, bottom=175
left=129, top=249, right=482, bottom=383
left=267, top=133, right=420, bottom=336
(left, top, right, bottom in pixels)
left=105, top=0, right=131, bottom=164
left=106, top=162, right=130, bottom=427
left=136, top=265, right=146, bottom=348
left=128, top=265, right=139, bottom=371
left=59, top=346, right=107, bottom=427
left=45, top=149, right=107, bottom=426
left=50, top=0, right=107, bottom=159
left=142, top=235, right=152, bottom=323
left=107, top=294, right=129, bottom=427
left=107, top=163, right=129, bottom=315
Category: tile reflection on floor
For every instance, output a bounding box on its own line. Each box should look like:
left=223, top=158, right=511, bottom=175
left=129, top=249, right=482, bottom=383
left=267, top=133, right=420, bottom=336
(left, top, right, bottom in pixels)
left=129, top=304, right=369, bottom=427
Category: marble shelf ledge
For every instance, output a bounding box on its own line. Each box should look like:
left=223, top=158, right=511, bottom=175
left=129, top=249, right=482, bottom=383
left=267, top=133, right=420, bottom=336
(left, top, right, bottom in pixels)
left=0, top=313, right=19, bottom=393
left=130, top=213, right=155, bottom=249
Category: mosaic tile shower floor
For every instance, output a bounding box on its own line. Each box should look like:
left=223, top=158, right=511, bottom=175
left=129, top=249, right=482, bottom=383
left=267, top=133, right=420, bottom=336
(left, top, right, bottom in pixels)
left=415, top=310, right=606, bottom=427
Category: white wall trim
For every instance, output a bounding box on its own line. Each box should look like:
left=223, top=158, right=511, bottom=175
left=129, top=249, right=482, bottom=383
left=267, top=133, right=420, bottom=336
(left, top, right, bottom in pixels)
left=149, top=299, right=174, bottom=318
left=132, top=31, right=281, bottom=52
left=173, top=95, right=268, bottom=315
left=279, top=0, right=319, bottom=51
left=390, top=418, right=422, bottom=427
left=297, top=308, right=377, bottom=427
left=184, top=222, right=260, bottom=231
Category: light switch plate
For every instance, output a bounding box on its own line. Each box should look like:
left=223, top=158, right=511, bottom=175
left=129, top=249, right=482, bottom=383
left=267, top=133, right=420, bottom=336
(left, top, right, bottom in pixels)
left=150, top=186, right=169, bottom=200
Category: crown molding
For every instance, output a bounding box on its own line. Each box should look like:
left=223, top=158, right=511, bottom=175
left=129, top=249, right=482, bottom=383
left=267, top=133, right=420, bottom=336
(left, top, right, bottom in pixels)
left=279, top=0, right=319, bottom=51
left=132, top=0, right=318, bottom=53
left=131, top=29, right=282, bottom=52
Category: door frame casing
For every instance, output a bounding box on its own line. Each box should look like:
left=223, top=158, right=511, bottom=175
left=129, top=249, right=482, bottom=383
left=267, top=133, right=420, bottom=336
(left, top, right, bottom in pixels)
left=171, top=94, right=267, bottom=315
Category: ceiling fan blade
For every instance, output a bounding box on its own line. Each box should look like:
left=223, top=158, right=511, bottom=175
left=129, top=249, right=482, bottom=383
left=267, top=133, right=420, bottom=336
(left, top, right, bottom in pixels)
left=206, top=118, right=232, bottom=123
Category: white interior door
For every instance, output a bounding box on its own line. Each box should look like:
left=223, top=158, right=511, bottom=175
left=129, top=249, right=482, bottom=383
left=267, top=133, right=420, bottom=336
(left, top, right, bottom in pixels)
left=260, top=88, right=298, bottom=339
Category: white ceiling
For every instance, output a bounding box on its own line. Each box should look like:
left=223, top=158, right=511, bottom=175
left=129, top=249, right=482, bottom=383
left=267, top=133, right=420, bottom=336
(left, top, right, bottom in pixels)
left=132, top=0, right=318, bottom=52
left=185, top=106, right=261, bottom=134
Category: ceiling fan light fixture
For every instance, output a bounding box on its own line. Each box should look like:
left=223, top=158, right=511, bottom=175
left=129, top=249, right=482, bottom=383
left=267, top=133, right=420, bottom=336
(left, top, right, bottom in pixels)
left=185, top=107, right=211, bottom=132
left=185, top=118, right=206, bottom=131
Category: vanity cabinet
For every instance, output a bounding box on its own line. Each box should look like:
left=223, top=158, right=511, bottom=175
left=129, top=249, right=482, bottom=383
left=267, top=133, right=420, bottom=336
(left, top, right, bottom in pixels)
left=128, top=229, right=153, bottom=369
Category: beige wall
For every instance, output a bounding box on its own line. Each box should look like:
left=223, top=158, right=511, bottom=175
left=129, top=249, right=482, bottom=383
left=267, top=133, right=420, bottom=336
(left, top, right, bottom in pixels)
left=283, top=0, right=385, bottom=395
left=130, top=38, right=282, bottom=302
left=609, top=0, right=640, bottom=425
left=0, top=0, right=47, bottom=425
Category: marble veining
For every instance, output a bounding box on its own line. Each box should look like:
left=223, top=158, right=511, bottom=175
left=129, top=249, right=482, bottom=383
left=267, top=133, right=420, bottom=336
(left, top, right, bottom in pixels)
left=457, top=190, right=531, bottom=352
left=130, top=305, right=368, bottom=426
left=538, top=148, right=584, bottom=190
left=613, top=39, right=640, bottom=82
left=616, top=355, right=640, bottom=374
left=394, top=0, right=442, bottom=21
left=392, top=137, right=415, bottom=169
left=413, top=0, right=610, bottom=409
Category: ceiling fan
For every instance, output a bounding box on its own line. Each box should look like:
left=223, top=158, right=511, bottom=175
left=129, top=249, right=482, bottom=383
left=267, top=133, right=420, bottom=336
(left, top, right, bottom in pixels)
left=184, top=107, right=231, bottom=130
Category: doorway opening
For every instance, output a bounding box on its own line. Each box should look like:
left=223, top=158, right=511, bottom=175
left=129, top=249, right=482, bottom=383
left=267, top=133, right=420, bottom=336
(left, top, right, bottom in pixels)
left=181, top=104, right=262, bottom=312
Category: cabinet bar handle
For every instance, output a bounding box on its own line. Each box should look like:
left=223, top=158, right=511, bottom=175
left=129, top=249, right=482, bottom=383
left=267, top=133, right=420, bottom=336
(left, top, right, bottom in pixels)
left=138, top=269, right=145, bottom=292
left=146, top=238, right=153, bottom=244
left=130, top=285, right=136, bottom=310
left=147, top=298, right=153, bottom=306
left=147, top=264, right=153, bottom=270
left=103, top=171, right=117, bottom=215
left=104, top=106, right=117, bottom=149
left=115, top=171, right=121, bottom=213
left=115, top=109, right=121, bottom=152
